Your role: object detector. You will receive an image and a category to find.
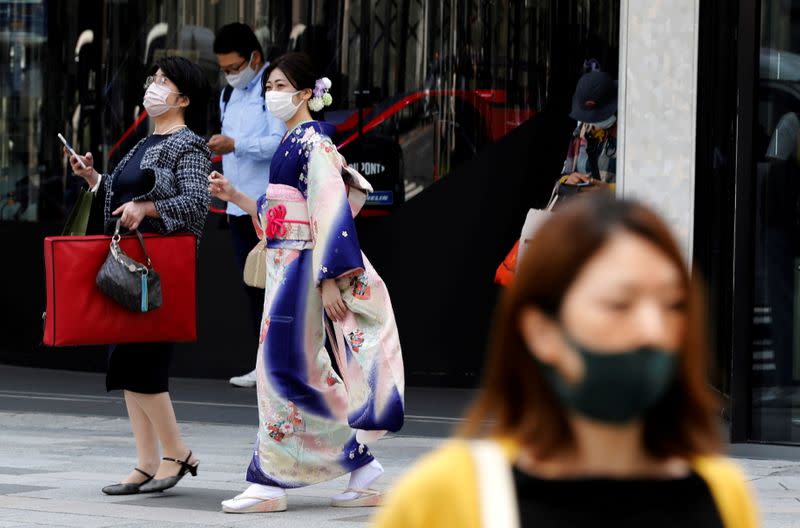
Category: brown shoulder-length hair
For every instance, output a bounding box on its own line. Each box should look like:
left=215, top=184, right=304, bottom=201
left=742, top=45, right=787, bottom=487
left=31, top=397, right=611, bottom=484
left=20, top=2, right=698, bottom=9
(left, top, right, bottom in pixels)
left=462, top=195, right=722, bottom=459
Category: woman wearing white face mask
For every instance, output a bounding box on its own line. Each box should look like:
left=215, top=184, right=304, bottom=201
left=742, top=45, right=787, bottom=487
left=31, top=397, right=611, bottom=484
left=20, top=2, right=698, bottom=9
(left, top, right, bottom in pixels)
left=209, top=52, right=404, bottom=513
left=65, top=56, right=211, bottom=496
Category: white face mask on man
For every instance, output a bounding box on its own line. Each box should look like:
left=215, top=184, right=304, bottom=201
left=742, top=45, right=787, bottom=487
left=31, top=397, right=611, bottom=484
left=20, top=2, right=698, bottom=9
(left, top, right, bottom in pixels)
left=225, top=53, right=257, bottom=89
left=143, top=83, right=181, bottom=117
left=265, top=90, right=302, bottom=122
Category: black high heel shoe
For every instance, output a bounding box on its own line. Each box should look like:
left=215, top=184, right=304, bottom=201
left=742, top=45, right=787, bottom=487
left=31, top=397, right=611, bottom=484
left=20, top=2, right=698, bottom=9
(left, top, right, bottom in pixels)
left=101, top=468, right=155, bottom=495
left=138, top=451, right=199, bottom=493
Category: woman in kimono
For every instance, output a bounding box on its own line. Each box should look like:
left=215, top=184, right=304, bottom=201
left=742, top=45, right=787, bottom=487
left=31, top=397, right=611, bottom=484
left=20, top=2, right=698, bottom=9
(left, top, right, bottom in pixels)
left=209, top=52, right=404, bottom=513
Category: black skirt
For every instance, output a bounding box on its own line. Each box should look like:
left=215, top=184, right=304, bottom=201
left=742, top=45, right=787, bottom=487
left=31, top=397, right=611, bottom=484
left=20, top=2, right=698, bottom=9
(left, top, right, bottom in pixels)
left=106, top=342, right=173, bottom=394
left=103, top=136, right=175, bottom=394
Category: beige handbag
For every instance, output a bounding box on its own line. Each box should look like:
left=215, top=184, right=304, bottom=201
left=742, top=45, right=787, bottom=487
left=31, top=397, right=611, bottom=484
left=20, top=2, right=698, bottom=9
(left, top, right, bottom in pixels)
left=243, top=240, right=267, bottom=289
left=244, top=209, right=267, bottom=290
left=517, top=182, right=560, bottom=266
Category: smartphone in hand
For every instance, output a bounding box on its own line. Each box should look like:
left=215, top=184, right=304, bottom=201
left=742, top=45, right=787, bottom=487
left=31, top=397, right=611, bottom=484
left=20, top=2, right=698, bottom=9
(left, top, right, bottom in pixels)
left=58, top=133, right=88, bottom=169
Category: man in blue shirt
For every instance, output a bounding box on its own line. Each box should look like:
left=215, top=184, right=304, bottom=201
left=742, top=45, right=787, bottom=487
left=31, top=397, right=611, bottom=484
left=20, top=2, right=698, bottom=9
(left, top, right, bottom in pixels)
left=211, top=23, right=285, bottom=387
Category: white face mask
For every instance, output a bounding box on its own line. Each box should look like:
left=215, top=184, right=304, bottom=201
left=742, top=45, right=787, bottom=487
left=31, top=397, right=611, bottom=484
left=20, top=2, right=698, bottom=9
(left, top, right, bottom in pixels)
left=225, top=53, right=256, bottom=90
left=588, top=114, right=617, bottom=130
left=143, top=83, right=181, bottom=117
left=265, top=90, right=302, bottom=122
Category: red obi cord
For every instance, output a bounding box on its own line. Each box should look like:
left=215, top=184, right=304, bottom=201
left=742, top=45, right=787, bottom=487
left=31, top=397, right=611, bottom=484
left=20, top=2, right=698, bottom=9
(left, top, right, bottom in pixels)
left=265, top=204, right=310, bottom=239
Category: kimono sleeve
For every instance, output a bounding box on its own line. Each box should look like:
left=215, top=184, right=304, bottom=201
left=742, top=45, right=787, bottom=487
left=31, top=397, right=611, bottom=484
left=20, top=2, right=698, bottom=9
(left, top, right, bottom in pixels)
left=306, top=140, right=364, bottom=286
left=255, top=193, right=268, bottom=230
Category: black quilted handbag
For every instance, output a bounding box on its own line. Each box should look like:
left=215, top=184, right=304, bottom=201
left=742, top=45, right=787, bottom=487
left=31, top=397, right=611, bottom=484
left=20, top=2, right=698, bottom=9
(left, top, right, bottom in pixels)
left=96, top=219, right=162, bottom=312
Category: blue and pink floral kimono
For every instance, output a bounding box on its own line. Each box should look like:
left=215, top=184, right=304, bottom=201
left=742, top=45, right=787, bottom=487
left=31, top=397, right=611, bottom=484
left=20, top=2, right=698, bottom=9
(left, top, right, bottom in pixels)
left=245, top=121, right=405, bottom=488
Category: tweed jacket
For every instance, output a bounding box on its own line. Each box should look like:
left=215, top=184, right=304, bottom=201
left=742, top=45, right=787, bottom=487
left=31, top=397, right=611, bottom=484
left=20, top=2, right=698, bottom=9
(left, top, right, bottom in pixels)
left=101, top=127, right=211, bottom=240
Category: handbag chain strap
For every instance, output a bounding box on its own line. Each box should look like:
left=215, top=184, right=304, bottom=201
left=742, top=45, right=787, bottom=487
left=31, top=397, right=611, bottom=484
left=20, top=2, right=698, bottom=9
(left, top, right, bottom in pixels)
left=110, top=219, right=153, bottom=273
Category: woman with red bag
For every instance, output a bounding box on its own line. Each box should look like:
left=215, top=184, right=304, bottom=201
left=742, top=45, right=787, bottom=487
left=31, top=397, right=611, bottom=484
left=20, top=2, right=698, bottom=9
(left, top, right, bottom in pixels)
left=64, top=56, right=211, bottom=496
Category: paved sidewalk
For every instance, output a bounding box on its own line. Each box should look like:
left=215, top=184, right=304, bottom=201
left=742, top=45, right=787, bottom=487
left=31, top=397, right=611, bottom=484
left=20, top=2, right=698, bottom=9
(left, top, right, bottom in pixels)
left=0, top=365, right=474, bottom=437
left=740, top=457, right=800, bottom=528
left=0, top=411, right=798, bottom=527
left=0, top=411, right=440, bottom=527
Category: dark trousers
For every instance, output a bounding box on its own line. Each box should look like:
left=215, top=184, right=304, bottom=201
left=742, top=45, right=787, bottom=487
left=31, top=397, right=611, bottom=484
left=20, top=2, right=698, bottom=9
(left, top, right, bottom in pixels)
left=228, top=214, right=264, bottom=342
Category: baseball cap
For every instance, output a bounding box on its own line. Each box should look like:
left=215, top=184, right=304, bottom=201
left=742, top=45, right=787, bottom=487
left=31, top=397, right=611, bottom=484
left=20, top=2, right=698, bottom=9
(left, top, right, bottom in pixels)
left=570, top=71, right=618, bottom=124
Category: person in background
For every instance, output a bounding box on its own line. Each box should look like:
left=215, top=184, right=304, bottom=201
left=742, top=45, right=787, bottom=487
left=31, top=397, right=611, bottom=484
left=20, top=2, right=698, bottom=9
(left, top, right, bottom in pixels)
left=211, top=22, right=286, bottom=388
left=66, top=56, right=211, bottom=496
left=374, top=196, right=758, bottom=528
left=561, top=70, right=618, bottom=193
left=495, top=67, right=619, bottom=288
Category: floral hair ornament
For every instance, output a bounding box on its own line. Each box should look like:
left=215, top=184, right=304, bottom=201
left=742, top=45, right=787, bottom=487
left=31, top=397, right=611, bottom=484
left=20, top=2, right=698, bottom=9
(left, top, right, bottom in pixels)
left=308, top=77, right=333, bottom=112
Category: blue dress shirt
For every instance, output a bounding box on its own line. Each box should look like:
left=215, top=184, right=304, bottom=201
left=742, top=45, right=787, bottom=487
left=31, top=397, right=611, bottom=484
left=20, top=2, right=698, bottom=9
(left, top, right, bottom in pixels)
left=220, top=64, right=286, bottom=216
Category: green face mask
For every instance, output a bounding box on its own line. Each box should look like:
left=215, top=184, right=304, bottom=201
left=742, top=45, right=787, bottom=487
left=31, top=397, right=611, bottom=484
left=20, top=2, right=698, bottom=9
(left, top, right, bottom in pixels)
left=537, top=332, right=678, bottom=425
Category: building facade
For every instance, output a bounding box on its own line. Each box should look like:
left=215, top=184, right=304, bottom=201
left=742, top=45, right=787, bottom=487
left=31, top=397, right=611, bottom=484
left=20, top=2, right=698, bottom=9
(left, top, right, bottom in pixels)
left=0, top=0, right=797, bottom=447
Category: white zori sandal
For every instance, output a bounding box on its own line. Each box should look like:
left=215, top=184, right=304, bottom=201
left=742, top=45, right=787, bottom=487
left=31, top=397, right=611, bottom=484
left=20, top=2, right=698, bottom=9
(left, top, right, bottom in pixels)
left=221, top=492, right=288, bottom=513
left=331, top=487, right=383, bottom=508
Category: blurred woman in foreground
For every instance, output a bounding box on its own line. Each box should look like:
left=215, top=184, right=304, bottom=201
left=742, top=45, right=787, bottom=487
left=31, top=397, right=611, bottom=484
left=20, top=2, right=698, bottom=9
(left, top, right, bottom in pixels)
left=373, top=196, right=758, bottom=528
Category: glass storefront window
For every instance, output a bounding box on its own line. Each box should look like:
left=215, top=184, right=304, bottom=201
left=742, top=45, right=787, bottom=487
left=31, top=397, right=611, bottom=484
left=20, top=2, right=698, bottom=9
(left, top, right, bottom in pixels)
left=751, top=0, right=800, bottom=443
left=0, top=1, right=47, bottom=221
left=333, top=0, right=619, bottom=208
left=1, top=0, right=619, bottom=223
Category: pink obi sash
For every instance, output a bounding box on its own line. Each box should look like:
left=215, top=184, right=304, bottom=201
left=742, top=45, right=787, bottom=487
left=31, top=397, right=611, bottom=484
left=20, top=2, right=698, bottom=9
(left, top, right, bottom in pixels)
left=263, top=184, right=312, bottom=241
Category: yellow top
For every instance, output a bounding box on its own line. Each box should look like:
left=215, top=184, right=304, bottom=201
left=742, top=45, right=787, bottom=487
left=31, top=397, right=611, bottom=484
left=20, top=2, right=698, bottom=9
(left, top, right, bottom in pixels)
left=371, top=439, right=760, bottom=528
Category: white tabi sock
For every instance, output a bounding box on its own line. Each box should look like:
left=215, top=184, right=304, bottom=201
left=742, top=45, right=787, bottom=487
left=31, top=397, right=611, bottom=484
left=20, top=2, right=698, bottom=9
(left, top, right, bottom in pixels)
left=242, top=483, right=285, bottom=499
left=221, top=483, right=287, bottom=512
left=332, top=459, right=384, bottom=501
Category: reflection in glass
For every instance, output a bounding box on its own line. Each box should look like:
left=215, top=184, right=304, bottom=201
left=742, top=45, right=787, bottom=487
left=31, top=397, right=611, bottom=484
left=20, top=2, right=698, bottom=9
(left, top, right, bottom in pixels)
left=332, top=0, right=619, bottom=208
left=0, top=1, right=46, bottom=221
left=751, top=0, right=800, bottom=443
left=0, top=0, right=619, bottom=221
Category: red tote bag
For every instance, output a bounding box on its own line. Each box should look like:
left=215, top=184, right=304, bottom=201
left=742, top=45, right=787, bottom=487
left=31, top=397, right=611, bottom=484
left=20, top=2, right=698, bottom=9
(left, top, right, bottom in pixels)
left=43, top=232, right=197, bottom=346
